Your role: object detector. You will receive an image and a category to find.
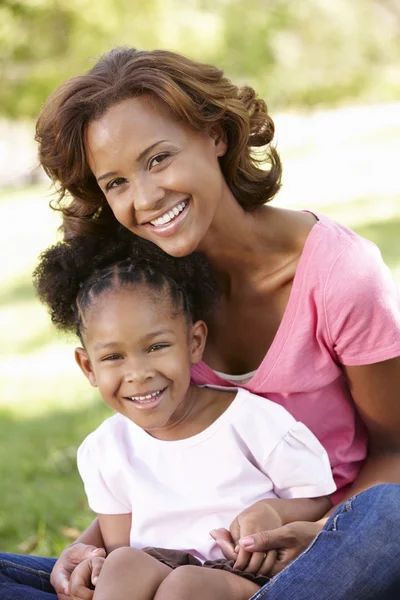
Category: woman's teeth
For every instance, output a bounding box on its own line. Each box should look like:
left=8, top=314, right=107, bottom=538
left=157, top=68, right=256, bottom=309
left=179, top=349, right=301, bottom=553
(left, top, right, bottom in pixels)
left=128, top=389, right=163, bottom=403
left=150, top=201, right=187, bottom=227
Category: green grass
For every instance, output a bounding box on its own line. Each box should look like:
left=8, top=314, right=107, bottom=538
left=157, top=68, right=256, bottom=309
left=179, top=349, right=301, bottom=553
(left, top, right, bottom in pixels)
left=0, top=105, right=399, bottom=555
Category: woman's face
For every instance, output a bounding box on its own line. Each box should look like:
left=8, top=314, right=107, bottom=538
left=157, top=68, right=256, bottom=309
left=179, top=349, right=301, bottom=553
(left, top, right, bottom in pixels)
left=85, top=96, right=228, bottom=257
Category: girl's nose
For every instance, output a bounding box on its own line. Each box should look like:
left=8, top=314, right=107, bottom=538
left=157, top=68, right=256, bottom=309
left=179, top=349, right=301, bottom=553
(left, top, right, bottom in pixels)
left=123, top=363, right=153, bottom=384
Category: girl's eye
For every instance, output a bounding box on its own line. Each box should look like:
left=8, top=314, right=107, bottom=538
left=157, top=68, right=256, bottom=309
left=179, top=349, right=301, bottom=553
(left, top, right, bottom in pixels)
left=149, top=344, right=169, bottom=353
left=106, top=177, right=127, bottom=192
left=102, top=354, right=123, bottom=362
left=149, top=153, right=170, bottom=169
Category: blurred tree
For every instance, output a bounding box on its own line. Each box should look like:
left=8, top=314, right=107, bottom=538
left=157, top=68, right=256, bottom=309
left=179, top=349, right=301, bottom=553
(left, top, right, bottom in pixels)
left=0, top=0, right=399, bottom=118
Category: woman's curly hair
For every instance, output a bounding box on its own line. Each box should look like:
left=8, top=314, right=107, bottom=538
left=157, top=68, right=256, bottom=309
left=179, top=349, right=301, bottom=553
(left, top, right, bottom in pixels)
left=33, top=226, right=219, bottom=340
left=35, top=46, right=282, bottom=240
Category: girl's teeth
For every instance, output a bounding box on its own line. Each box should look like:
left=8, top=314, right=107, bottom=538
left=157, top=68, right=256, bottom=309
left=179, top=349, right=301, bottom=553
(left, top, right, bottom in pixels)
left=150, top=201, right=187, bottom=227
left=130, top=390, right=162, bottom=402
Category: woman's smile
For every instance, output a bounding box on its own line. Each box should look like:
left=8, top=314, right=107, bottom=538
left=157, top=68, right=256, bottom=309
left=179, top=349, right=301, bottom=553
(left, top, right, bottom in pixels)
left=143, top=199, right=190, bottom=238
left=85, top=96, right=228, bottom=257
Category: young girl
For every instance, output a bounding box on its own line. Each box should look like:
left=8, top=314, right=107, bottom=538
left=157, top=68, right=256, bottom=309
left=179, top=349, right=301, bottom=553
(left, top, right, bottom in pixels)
left=34, top=230, right=335, bottom=600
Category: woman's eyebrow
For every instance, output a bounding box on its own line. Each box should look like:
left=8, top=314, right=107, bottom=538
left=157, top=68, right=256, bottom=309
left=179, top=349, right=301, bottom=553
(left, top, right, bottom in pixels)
left=97, top=140, right=168, bottom=184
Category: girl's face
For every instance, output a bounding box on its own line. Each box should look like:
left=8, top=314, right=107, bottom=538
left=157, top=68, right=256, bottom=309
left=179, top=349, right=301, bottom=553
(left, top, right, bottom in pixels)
left=85, top=96, right=228, bottom=257
left=75, top=285, right=206, bottom=438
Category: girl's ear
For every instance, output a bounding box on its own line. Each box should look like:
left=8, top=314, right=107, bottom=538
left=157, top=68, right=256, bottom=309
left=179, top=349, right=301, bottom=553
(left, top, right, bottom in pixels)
left=190, top=320, right=208, bottom=365
left=75, top=347, right=98, bottom=387
left=209, top=124, right=227, bottom=158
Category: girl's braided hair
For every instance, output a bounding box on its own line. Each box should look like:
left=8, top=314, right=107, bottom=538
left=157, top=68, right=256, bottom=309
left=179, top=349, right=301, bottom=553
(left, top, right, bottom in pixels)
left=33, top=227, right=219, bottom=340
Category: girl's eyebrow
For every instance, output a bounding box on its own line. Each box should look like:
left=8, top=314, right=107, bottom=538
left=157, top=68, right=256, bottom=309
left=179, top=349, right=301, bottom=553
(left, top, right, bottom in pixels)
left=96, top=140, right=168, bottom=184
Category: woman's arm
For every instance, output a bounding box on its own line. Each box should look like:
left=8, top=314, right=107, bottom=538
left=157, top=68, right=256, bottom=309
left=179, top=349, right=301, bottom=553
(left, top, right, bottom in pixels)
left=330, top=356, right=400, bottom=508
left=255, top=496, right=332, bottom=524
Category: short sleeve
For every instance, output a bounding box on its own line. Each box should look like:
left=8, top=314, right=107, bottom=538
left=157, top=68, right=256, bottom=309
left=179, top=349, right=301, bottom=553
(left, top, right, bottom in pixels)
left=77, top=436, right=131, bottom=514
left=324, top=238, right=400, bottom=365
left=264, top=421, right=336, bottom=499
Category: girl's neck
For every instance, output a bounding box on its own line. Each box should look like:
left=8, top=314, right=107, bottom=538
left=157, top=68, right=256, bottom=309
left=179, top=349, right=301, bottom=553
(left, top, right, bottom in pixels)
left=148, top=386, right=236, bottom=442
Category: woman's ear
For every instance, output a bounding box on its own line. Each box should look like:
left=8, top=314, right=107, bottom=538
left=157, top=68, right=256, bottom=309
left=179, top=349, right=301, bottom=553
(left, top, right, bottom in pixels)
left=209, top=124, right=227, bottom=158
left=75, top=347, right=98, bottom=387
left=190, top=320, right=208, bottom=364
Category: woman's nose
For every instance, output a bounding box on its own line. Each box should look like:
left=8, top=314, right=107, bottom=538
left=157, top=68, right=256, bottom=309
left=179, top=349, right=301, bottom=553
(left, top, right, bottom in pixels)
left=131, top=175, right=166, bottom=213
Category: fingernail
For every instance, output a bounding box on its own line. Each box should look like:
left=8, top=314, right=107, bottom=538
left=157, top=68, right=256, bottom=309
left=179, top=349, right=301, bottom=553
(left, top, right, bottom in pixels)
left=209, top=531, right=216, bottom=540
left=90, top=548, right=100, bottom=554
left=234, top=545, right=240, bottom=553
left=93, top=576, right=98, bottom=585
left=240, top=536, right=254, bottom=548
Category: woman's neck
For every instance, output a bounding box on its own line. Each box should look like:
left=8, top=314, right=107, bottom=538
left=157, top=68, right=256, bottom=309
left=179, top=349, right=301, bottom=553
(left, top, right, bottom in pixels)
left=197, top=196, right=303, bottom=291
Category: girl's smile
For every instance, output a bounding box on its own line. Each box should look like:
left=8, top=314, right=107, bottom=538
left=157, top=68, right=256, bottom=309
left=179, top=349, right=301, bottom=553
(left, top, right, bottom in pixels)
left=75, top=285, right=207, bottom=439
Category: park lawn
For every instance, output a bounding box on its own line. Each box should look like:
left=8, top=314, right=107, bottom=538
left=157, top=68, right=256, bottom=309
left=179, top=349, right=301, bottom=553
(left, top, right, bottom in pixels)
left=0, top=106, right=399, bottom=556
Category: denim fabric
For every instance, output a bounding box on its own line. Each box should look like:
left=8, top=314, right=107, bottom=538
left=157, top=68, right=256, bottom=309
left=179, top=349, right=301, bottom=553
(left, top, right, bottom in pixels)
left=0, top=554, right=56, bottom=599
left=250, top=484, right=400, bottom=600
left=1, top=484, right=400, bottom=599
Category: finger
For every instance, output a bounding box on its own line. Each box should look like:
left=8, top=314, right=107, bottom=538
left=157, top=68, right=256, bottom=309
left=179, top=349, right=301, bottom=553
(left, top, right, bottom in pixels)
left=269, top=549, right=296, bottom=576
left=232, top=547, right=251, bottom=571
left=83, top=546, right=106, bottom=560
left=239, top=527, right=290, bottom=552
left=50, top=565, right=71, bottom=596
left=90, top=558, right=105, bottom=586
left=241, top=551, right=266, bottom=575
left=210, top=528, right=237, bottom=561
left=69, top=561, right=94, bottom=600
left=257, top=550, right=277, bottom=576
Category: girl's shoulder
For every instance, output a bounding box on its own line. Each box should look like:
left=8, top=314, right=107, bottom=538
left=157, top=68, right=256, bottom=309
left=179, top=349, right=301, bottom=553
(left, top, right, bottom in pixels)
left=77, top=413, right=134, bottom=457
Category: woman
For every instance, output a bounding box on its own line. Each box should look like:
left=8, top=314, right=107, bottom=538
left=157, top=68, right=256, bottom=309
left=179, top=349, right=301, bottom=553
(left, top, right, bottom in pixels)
left=1, top=47, right=400, bottom=600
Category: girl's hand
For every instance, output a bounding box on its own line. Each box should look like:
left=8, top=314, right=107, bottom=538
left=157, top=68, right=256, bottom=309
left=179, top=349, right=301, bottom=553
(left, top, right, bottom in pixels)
left=69, top=556, right=105, bottom=600
left=211, top=501, right=282, bottom=575
left=239, top=520, right=324, bottom=576
left=50, top=543, right=106, bottom=598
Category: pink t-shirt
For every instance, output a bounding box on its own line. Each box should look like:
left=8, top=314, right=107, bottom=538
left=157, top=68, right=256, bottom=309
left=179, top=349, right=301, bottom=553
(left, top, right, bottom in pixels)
left=191, top=213, right=400, bottom=503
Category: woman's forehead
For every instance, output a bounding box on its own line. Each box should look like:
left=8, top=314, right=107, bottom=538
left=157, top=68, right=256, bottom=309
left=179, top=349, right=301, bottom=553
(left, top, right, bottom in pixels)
left=85, top=97, right=192, bottom=167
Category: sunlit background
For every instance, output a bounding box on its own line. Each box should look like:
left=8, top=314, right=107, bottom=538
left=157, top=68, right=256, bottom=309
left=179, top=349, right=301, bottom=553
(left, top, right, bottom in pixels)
left=1, top=0, right=399, bottom=555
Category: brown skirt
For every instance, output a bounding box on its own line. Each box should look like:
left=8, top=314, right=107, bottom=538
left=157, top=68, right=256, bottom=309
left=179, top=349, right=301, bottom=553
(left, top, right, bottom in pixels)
left=143, top=547, right=270, bottom=588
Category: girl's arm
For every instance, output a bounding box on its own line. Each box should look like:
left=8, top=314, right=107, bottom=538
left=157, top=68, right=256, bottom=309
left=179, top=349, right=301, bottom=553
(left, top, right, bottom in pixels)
left=70, top=517, right=104, bottom=548
left=98, top=513, right=132, bottom=554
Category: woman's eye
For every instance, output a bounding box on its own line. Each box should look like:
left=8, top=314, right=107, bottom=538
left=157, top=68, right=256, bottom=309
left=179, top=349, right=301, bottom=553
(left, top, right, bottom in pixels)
left=106, top=177, right=127, bottom=192
left=149, top=153, right=170, bottom=169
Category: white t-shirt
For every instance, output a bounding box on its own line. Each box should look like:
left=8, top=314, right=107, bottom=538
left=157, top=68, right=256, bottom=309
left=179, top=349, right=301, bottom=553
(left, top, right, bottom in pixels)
left=77, top=388, right=336, bottom=562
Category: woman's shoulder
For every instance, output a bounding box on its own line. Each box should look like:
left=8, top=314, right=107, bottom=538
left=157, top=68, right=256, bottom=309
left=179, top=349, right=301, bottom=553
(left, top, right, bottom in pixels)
left=298, top=212, right=394, bottom=289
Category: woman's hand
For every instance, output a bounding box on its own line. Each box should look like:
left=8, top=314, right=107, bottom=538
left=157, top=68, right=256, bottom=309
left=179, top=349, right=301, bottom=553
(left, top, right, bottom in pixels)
left=239, top=520, right=324, bottom=576
left=50, top=543, right=106, bottom=598
left=211, top=501, right=282, bottom=575
left=69, top=557, right=105, bottom=600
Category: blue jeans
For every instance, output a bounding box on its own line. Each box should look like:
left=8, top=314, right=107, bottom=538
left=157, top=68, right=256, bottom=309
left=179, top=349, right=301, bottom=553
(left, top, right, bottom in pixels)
left=0, top=554, right=56, bottom=599
left=1, top=484, right=400, bottom=599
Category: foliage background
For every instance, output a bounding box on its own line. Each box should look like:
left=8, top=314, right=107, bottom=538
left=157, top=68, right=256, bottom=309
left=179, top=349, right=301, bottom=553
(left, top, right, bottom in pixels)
left=0, top=0, right=399, bottom=556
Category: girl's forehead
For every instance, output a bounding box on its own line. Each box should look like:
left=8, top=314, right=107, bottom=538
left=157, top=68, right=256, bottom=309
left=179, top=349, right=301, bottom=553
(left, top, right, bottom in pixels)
left=84, top=283, right=182, bottom=328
